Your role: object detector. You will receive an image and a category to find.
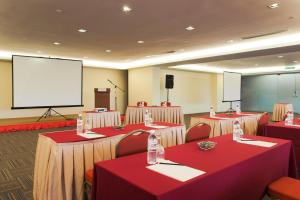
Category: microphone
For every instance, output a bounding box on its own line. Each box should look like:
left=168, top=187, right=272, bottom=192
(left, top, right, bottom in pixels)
left=107, top=79, right=113, bottom=84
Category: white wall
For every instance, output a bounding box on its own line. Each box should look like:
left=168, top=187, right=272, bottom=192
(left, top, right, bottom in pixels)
left=160, top=69, right=218, bottom=114
left=128, top=67, right=160, bottom=106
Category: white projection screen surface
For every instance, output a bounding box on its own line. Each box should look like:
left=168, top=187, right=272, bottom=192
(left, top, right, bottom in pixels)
left=12, top=56, right=83, bottom=108
left=223, top=72, right=241, bottom=102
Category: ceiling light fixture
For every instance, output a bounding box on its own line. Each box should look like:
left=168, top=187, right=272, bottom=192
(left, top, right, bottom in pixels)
left=185, top=26, right=195, bottom=31
left=53, top=42, right=61, bottom=45
left=105, top=49, right=111, bottom=53
left=268, top=3, right=279, bottom=9
left=55, top=9, right=63, bottom=13
left=293, top=60, right=298, bottom=63
left=137, top=40, right=144, bottom=44
left=122, top=5, right=132, bottom=13
left=78, top=28, right=87, bottom=33
left=278, top=55, right=283, bottom=58
left=227, top=40, right=234, bottom=43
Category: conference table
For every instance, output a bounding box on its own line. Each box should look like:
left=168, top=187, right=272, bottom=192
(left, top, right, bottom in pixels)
left=91, top=134, right=297, bottom=200
left=33, top=123, right=186, bottom=200
left=83, top=110, right=121, bottom=128
left=265, top=119, right=300, bottom=168
left=272, top=103, right=293, bottom=122
left=190, top=112, right=262, bottom=137
left=125, top=106, right=184, bottom=125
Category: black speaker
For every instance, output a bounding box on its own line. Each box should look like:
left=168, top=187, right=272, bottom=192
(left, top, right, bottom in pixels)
left=165, top=74, right=174, bottom=89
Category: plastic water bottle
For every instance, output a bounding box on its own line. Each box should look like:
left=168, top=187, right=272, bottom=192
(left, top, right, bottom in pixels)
left=236, top=104, right=241, bottom=115
left=233, top=119, right=241, bottom=141
left=144, top=110, right=149, bottom=126
left=209, top=106, right=215, bottom=117
left=77, top=114, right=83, bottom=134
left=147, top=130, right=158, bottom=164
left=286, top=111, right=293, bottom=125
left=156, top=145, right=165, bottom=163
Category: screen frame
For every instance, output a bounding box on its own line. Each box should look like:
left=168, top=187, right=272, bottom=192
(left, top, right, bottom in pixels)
left=222, top=71, right=242, bottom=102
left=11, top=55, right=84, bottom=109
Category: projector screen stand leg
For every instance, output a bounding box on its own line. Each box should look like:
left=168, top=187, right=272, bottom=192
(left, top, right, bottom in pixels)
left=226, top=101, right=236, bottom=115
left=37, top=107, right=68, bottom=122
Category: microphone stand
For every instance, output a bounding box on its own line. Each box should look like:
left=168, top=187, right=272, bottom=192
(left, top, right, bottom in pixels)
left=107, top=79, right=125, bottom=111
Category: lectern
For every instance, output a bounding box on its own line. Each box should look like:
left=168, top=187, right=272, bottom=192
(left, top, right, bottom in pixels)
left=94, top=88, right=110, bottom=109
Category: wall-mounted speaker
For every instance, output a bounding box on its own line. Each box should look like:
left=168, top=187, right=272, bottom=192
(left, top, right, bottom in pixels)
left=165, top=74, right=174, bottom=89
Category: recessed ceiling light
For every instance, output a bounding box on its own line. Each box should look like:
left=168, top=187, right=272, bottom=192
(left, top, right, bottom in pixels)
left=278, top=55, right=284, bottom=58
left=78, top=28, right=87, bottom=33
left=293, top=60, right=298, bottom=63
left=105, top=49, right=111, bottom=53
left=255, top=64, right=259, bottom=66
left=137, top=40, right=144, bottom=44
left=185, top=26, right=195, bottom=31
left=55, top=9, right=63, bottom=13
left=122, top=5, right=132, bottom=13
left=37, top=50, right=42, bottom=54
left=268, top=3, right=279, bottom=9
left=83, top=56, right=88, bottom=59
left=53, top=42, right=61, bottom=45
left=227, top=40, right=234, bottom=43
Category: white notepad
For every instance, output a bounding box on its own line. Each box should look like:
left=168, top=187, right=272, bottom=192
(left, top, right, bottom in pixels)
left=211, top=117, right=231, bottom=120
left=78, top=132, right=105, bottom=139
left=146, top=160, right=205, bottom=182
left=145, top=124, right=169, bottom=129
left=287, top=124, right=300, bottom=127
left=238, top=139, right=276, bottom=148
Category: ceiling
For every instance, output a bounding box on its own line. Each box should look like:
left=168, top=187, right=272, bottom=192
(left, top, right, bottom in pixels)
left=0, top=0, right=300, bottom=70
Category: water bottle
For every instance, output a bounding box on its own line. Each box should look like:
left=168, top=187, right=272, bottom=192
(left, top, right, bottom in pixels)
left=210, top=106, right=215, bottom=117
left=156, top=145, right=165, bottom=163
left=147, top=130, right=158, bottom=165
left=233, top=119, right=240, bottom=141
left=77, top=114, right=83, bottom=134
left=236, top=104, right=241, bottom=115
left=85, top=117, right=92, bottom=133
left=144, top=110, right=149, bottom=126
left=286, top=111, right=293, bottom=125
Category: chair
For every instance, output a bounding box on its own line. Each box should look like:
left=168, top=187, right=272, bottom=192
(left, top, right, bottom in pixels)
left=186, top=122, right=211, bottom=143
left=85, top=130, right=149, bottom=198
left=137, top=101, right=148, bottom=107
left=115, top=129, right=149, bottom=158
left=268, top=177, right=300, bottom=200
left=257, top=112, right=270, bottom=136
left=161, top=101, right=171, bottom=106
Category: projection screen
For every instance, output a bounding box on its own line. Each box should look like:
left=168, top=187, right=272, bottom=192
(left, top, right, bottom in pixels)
left=12, top=55, right=83, bottom=109
left=223, top=72, right=241, bottom=102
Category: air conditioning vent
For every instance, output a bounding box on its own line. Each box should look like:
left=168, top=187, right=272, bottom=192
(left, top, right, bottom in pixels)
left=241, top=30, right=288, bottom=40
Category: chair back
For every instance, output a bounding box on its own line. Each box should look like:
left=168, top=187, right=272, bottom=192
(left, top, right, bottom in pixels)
left=137, top=101, right=148, bottom=107
left=186, top=122, right=211, bottom=143
left=161, top=101, right=171, bottom=106
left=116, top=130, right=149, bottom=158
left=257, top=112, right=270, bottom=136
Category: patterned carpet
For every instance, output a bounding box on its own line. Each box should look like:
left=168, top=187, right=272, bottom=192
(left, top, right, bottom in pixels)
left=0, top=127, right=73, bottom=200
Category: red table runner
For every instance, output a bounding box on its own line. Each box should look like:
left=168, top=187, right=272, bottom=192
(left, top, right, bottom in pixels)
left=92, top=134, right=297, bottom=200
left=43, top=122, right=180, bottom=143
left=195, top=112, right=260, bottom=120
left=265, top=119, right=300, bottom=168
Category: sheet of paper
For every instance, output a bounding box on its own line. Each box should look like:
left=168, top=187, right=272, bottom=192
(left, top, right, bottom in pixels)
left=287, top=124, right=300, bottom=127
left=78, top=132, right=105, bottom=139
left=238, top=139, right=276, bottom=148
left=211, top=116, right=231, bottom=120
left=146, top=124, right=169, bottom=129
left=146, top=160, right=205, bottom=182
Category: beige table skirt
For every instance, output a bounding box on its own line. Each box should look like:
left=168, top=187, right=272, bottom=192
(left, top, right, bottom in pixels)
left=125, top=106, right=184, bottom=125
left=33, top=125, right=186, bottom=200
left=272, top=103, right=293, bottom=122
left=190, top=114, right=262, bottom=138
left=83, top=111, right=121, bottom=128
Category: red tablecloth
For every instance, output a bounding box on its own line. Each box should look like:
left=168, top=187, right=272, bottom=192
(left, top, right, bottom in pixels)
left=92, top=134, right=297, bottom=200
left=265, top=120, right=300, bottom=168
left=43, top=122, right=179, bottom=143
left=196, top=112, right=261, bottom=120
